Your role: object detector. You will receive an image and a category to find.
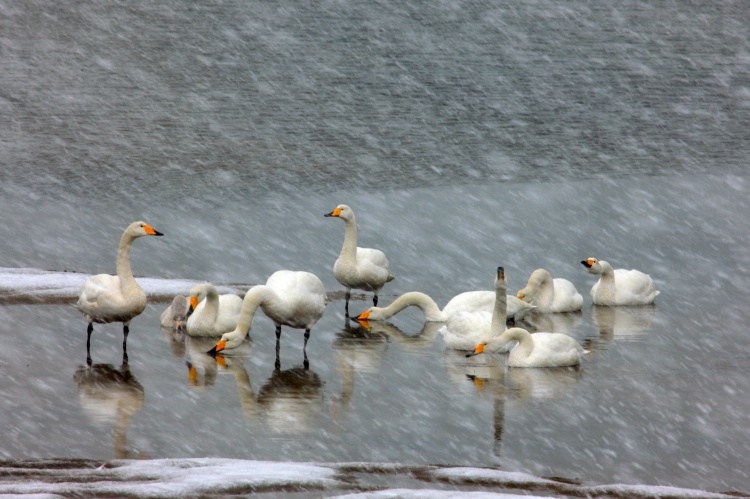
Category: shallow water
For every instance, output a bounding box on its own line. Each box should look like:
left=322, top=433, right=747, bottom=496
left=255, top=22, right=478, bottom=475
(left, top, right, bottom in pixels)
left=1, top=0, right=750, bottom=496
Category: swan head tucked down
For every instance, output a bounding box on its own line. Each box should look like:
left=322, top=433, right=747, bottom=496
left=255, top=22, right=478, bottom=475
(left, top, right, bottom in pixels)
left=324, top=204, right=354, bottom=221
left=187, top=283, right=213, bottom=316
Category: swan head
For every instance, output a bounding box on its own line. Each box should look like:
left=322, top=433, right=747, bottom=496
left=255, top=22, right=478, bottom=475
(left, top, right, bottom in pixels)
left=465, top=342, right=486, bottom=358
left=354, top=308, right=385, bottom=321
left=187, top=284, right=212, bottom=316
left=127, top=221, right=164, bottom=238
left=207, top=329, right=245, bottom=355
left=581, top=257, right=603, bottom=274
left=169, top=294, right=189, bottom=328
left=494, top=266, right=507, bottom=290
left=324, top=204, right=353, bottom=221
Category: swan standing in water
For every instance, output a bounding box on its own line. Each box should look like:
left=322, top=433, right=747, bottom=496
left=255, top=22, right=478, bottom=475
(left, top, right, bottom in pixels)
left=76, top=221, right=164, bottom=365
left=516, top=268, right=583, bottom=313
left=185, top=283, right=243, bottom=337
left=438, top=267, right=511, bottom=351
left=207, top=271, right=326, bottom=367
left=355, top=289, right=534, bottom=323
left=581, top=257, right=659, bottom=305
left=468, top=327, right=586, bottom=368
left=324, top=204, right=395, bottom=316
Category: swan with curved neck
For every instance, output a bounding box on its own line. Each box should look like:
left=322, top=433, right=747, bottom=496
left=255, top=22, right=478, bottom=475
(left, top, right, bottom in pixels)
left=76, top=221, right=164, bottom=364
left=468, top=327, right=586, bottom=368
left=517, top=268, right=583, bottom=313
left=160, top=294, right=189, bottom=331
left=438, top=266, right=509, bottom=351
left=355, top=289, right=534, bottom=322
left=207, top=271, right=326, bottom=360
left=581, top=257, right=659, bottom=305
left=185, top=283, right=243, bottom=337
left=324, top=204, right=395, bottom=316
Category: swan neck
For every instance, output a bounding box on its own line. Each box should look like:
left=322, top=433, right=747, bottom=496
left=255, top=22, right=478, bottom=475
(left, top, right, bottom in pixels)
left=501, top=328, right=533, bottom=356
left=491, top=285, right=508, bottom=334
left=385, top=292, right=444, bottom=321
left=530, top=270, right=554, bottom=305
left=233, top=286, right=270, bottom=337
left=202, top=288, right=219, bottom=322
left=115, top=232, right=138, bottom=288
left=340, top=216, right=358, bottom=259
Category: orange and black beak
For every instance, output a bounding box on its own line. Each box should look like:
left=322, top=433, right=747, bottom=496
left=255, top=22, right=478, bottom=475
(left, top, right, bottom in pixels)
left=186, top=296, right=199, bottom=318
left=355, top=310, right=371, bottom=321
left=581, top=259, right=593, bottom=268
left=324, top=207, right=342, bottom=217
left=465, top=343, right=485, bottom=358
left=144, top=224, right=164, bottom=236
left=497, top=266, right=505, bottom=280
left=207, top=339, right=226, bottom=355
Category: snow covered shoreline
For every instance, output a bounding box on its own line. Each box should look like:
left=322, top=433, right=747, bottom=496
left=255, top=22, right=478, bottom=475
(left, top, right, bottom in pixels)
left=0, top=458, right=739, bottom=499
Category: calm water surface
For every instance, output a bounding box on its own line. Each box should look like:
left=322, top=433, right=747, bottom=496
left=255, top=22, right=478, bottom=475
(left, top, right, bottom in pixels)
left=1, top=0, right=750, bottom=494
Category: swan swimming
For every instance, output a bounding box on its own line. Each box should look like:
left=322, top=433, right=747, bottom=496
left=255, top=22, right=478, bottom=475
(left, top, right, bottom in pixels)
left=185, top=283, right=243, bottom=337
left=581, top=257, right=659, bottom=305
left=468, top=327, right=587, bottom=368
left=207, top=270, right=327, bottom=361
left=325, top=204, right=395, bottom=316
left=517, top=268, right=583, bottom=313
left=438, top=266, right=510, bottom=351
left=355, top=289, right=534, bottom=322
left=76, top=221, right=164, bottom=364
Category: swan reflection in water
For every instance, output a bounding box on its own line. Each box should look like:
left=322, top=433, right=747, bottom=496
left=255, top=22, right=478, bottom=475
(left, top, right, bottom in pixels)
left=73, top=355, right=145, bottom=459
left=186, top=337, right=324, bottom=434
left=585, top=304, right=657, bottom=351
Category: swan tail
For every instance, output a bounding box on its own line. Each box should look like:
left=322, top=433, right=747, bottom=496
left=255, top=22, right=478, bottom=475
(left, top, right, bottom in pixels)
left=386, top=274, right=396, bottom=282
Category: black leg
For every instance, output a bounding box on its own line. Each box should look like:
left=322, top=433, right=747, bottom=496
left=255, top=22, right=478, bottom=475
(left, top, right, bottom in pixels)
left=303, top=328, right=311, bottom=350
left=86, top=323, right=93, bottom=367
left=275, top=326, right=282, bottom=371
left=345, top=290, right=351, bottom=316
left=373, top=294, right=378, bottom=306
left=122, top=324, right=129, bottom=365
left=303, top=349, right=309, bottom=370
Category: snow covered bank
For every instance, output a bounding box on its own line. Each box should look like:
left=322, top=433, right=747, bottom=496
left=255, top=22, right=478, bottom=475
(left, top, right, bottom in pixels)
left=0, top=459, right=740, bottom=499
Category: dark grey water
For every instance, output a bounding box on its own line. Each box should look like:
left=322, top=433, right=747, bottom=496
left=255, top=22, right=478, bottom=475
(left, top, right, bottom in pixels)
left=1, top=0, right=750, bottom=496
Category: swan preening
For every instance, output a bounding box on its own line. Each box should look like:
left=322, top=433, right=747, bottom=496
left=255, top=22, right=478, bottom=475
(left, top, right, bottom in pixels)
left=207, top=271, right=326, bottom=366
left=76, top=221, right=164, bottom=364
left=517, top=268, right=583, bottom=313
left=581, top=258, right=659, bottom=306
left=468, top=327, right=587, bottom=368
left=355, top=290, right=534, bottom=323
left=325, top=204, right=395, bottom=316
left=160, top=295, right=189, bottom=331
left=438, top=267, right=511, bottom=351
left=185, top=283, right=243, bottom=337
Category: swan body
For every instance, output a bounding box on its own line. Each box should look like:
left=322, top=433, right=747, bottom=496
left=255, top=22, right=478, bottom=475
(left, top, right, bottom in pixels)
left=356, top=290, right=533, bottom=322
left=76, top=221, right=164, bottom=363
left=325, top=204, right=394, bottom=314
left=470, top=327, right=586, bottom=368
left=186, top=284, right=243, bottom=337
left=208, top=270, right=326, bottom=353
left=517, top=268, right=583, bottom=313
left=581, top=258, right=659, bottom=306
left=438, top=267, right=510, bottom=351
left=160, top=295, right=189, bottom=330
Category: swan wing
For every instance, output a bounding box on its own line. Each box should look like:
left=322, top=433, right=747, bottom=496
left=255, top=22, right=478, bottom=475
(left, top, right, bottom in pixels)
left=615, top=269, right=659, bottom=304
left=513, top=333, right=583, bottom=367
left=439, top=311, right=492, bottom=350
left=442, top=291, right=494, bottom=317
left=551, top=278, right=584, bottom=312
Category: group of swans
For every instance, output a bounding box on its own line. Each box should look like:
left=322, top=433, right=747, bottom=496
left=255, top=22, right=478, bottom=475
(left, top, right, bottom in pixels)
left=76, top=210, right=659, bottom=369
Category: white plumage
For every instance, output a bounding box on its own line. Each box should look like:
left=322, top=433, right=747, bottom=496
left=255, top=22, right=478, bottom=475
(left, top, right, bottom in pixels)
left=581, top=257, right=659, bottom=305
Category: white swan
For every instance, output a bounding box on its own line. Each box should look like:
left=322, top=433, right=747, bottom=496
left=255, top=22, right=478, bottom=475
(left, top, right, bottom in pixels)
left=468, top=327, right=586, bottom=368
left=185, top=283, right=243, bottom=337
left=207, top=270, right=327, bottom=355
left=517, top=268, right=583, bottom=313
left=160, top=294, right=189, bottom=330
left=76, top=221, right=164, bottom=363
left=581, top=257, right=659, bottom=305
left=325, top=204, right=395, bottom=315
left=355, top=290, right=533, bottom=322
left=438, top=267, right=510, bottom=351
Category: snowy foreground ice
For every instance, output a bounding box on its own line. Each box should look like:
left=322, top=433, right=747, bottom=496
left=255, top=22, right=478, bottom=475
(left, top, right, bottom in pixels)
left=0, top=269, right=743, bottom=499
left=0, top=458, right=738, bottom=499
